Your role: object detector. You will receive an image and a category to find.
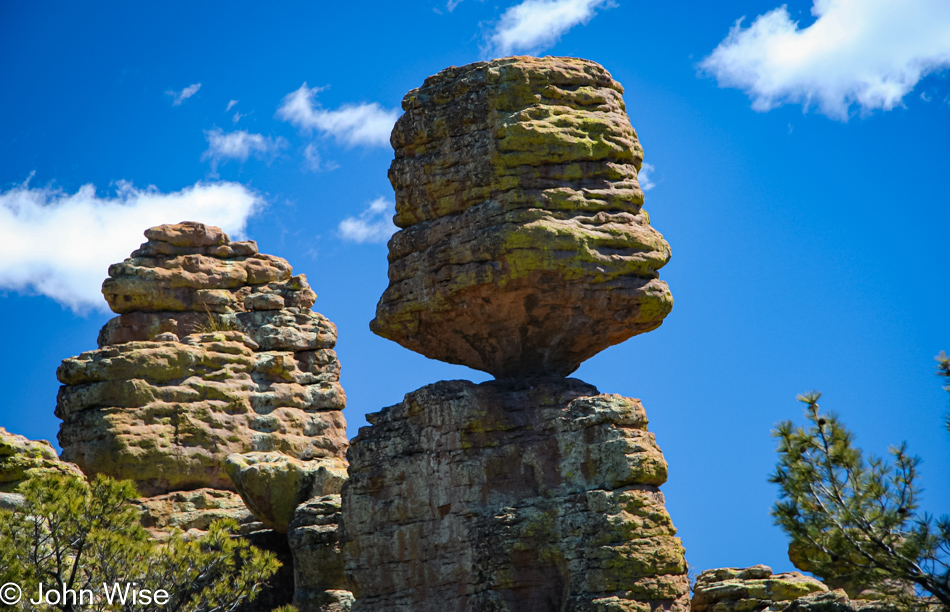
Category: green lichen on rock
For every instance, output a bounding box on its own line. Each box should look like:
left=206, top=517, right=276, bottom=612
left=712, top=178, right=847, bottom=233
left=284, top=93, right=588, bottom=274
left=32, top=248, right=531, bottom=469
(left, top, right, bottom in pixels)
left=56, top=223, right=349, bottom=498
left=0, top=427, right=82, bottom=493
left=372, top=56, right=673, bottom=378
left=226, top=452, right=347, bottom=533
left=692, top=565, right=829, bottom=612
left=342, top=378, right=689, bottom=611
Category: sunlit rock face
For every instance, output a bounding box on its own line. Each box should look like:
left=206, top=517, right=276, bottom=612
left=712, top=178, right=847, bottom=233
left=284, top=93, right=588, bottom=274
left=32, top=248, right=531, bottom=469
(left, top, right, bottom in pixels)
left=345, top=56, right=686, bottom=612
left=342, top=378, right=690, bottom=612
left=0, top=427, right=83, bottom=494
left=372, top=56, right=672, bottom=379
left=55, top=222, right=348, bottom=496
left=691, top=565, right=830, bottom=612
left=50, top=222, right=352, bottom=612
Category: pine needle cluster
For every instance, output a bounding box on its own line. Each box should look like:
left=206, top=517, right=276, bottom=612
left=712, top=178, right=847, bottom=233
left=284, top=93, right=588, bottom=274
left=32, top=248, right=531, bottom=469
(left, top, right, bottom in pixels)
left=770, top=390, right=950, bottom=607
left=0, top=473, right=280, bottom=611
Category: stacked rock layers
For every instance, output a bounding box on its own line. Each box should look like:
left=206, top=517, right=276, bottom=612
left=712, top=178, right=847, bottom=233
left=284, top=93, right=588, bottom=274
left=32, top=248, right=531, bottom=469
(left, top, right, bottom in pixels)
left=692, top=566, right=828, bottom=612
left=56, top=222, right=347, bottom=497
left=372, top=56, right=673, bottom=378
left=54, top=222, right=354, bottom=611
left=342, top=379, right=689, bottom=612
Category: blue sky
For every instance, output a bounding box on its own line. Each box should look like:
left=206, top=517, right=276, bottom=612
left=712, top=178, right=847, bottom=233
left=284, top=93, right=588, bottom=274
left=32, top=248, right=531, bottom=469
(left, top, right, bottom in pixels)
left=2, top=0, right=949, bottom=577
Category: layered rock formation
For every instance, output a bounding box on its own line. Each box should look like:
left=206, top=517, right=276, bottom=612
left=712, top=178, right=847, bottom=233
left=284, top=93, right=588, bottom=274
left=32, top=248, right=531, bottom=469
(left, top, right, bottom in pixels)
left=691, top=566, right=899, bottom=612
left=290, top=495, right=353, bottom=612
left=54, top=222, right=351, bottom=611
left=692, top=566, right=827, bottom=612
left=372, top=56, right=672, bottom=378
left=56, top=222, right=347, bottom=496
left=343, top=379, right=688, bottom=611
left=346, top=55, right=686, bottom=612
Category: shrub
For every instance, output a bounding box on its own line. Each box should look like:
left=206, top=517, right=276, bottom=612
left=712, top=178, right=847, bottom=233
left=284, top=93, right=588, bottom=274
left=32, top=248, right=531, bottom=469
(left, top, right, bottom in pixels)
left=0, top=472, right=279, bottom=611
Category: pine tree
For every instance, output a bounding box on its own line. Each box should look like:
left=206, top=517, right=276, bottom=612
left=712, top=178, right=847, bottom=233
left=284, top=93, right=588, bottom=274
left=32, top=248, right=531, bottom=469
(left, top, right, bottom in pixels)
left=0, top=473, right=280, bottom=611
left=770, top=377, right=950, bottom=607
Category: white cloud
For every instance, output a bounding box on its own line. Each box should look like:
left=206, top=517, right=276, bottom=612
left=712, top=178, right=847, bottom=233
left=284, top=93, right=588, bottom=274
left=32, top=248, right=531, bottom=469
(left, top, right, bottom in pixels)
left=447, top=0, right=464, bottom=11
left=225, top=99, right=239, bottom=112
left=0, top=178, right=262, bottom=311
left=277, top=84, right=399, bottom=147
left=201, top=128, right=285, bottom=170
left=166, top=83, right=201, bottom=106
left=338, top=197, right=397, bottom=244
left=638, top=162, right=655, bottom=191
left=700, top=0, right=950, bottom=120
left=486, top=0, right=613, bottom=57
left=303, top=143, right=322, bottom=170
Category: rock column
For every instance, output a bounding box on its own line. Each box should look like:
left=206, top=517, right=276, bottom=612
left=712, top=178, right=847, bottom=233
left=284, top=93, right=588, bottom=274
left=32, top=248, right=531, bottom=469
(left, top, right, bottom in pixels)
left=55, top=222, right=351, bottom=611
left=343, top=57, right=689, bottom=612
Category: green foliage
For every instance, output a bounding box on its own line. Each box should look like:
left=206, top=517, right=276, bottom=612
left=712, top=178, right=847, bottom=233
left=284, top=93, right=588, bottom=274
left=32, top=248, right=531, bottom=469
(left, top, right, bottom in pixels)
left=770, top=391, right=950, bottom=607
left=937, top=351, right=950, bottom=434
left=0, top=472, right=280, bottom=611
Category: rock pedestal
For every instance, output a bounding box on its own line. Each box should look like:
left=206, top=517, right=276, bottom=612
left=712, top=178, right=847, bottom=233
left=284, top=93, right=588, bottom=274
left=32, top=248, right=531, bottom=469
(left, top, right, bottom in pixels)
left=342, top=379, right=688, bottom=612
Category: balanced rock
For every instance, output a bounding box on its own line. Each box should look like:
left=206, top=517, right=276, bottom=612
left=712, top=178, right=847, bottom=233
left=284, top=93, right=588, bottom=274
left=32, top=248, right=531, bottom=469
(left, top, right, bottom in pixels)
left=691, top=566, right=828, bottom=612
left=371, top=56, right=672, bottom=378
left=56, top=223, right=347, bottom=496
left=342, top=378, right=689, bottom=611
left=226, top=452, right=347, bottom=533
left=0, top=427, right=83, bottom=493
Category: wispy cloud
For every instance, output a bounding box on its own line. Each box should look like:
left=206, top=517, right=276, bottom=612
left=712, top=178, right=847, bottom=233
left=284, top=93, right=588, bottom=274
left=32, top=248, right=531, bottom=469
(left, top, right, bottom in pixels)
left=485, top=0, right=613, bottom=57
left=277, top=83, right=399, bottom=147
left=338, top=197, right=397, bottom=244
left=166, top=83, right=201, bottom=106
left=0, top=178, right=261, bottom=311
left=700, top=0, right=950, bottom=120
left=232, top=112, right=245, bottom=123
left=201, top=129, right=285, bottom=171
left=225, top=99, right=239, bottom=112
left=638, top=162, right=655, bottom=191
left=447, top=0, right=464, bottom=11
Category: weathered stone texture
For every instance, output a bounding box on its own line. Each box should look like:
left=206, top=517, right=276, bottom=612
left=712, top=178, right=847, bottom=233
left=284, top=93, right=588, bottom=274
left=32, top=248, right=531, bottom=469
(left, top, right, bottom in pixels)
left=371, top=56, right=672, bottom=378
left=226, top=452, right=347, bottom=533
left=55, top=222, right=347, bottom=496
left=691, top=566, right=904, bottom=612
left=0, top=427, right=83, bottom=493
left=290, top=495, right=353, bottom=612
left=692, top=566, right=828, bottom=612
left=342, top=378, right=688, bottom=612
left=133, top=488, right=254, bottom=540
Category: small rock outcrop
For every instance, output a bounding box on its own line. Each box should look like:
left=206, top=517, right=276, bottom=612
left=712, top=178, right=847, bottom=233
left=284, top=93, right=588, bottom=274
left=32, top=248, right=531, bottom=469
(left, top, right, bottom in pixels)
left=372, top=56, right=672, bottom=378
left=692, top=566, right=901, bottom=612
left=290, top=495, right=353, bottom=612
left=226, top=452, right=347, bottom=533
left=56, top=222, right=347, bottom=496
left=0, top=426, right=82, bottom=493
left=343, top=379, right=688, bottom=611
left=692, top=566, right=828, bottom=612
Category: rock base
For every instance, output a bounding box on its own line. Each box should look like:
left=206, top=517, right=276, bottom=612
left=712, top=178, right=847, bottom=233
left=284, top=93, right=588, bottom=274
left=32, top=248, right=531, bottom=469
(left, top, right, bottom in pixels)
left=342, top=378, right=689, bottom=612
